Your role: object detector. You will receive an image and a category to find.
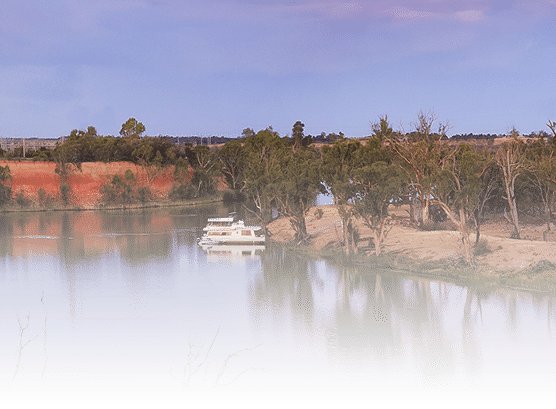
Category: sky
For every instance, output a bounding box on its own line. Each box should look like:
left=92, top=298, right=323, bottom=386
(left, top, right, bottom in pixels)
left=1, top=0, right=556, bottom=139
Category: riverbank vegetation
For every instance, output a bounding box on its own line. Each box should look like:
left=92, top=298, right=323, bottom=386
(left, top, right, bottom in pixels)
left=2, top=114, right=556, bottom=269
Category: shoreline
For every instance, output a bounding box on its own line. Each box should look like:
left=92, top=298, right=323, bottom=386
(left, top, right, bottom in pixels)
left=267, top=204, right=556, bottom=292
left=0, top=194, right=224, bottom=213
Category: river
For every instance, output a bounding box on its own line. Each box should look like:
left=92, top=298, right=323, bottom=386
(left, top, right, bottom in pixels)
left=1, top=205, right=555, bottom=407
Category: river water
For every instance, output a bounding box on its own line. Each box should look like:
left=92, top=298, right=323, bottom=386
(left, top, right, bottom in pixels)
left=1, top=205, right=555, bottom=407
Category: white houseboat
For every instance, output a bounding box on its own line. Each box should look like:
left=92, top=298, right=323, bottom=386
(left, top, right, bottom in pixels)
left=198, top=217, right=265, bottom=246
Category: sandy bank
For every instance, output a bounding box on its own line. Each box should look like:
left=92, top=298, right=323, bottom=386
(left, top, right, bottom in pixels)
left=267, top=204, right=556, bottom=288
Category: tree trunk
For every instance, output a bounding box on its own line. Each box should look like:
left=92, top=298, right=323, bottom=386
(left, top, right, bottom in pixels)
left=459, top=208, right=472, bottom=265
left=473, top=209, right=481, bottom=245
left=422, top=195, right=430, bottom=226
left=343, top=219, right=350, bottom=255
left=351, top=226, right=358, bottom=255
left=544, top=202, right=551, bottom=241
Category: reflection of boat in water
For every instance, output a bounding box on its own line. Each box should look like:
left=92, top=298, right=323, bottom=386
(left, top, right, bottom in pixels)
left=199, top=243, right=265, bottom=259
left=198, top=216, right=265, bottom=246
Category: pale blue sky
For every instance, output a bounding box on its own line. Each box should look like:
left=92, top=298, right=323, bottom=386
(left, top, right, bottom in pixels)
left=1, top=0, right=555, bottom=138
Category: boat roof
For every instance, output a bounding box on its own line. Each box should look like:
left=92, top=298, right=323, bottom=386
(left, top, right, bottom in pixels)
left=207, top=217, right=234, bottom=222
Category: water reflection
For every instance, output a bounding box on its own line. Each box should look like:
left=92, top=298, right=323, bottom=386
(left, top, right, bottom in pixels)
left=1, top=208, right=556, bottom=403
left=250, top=245, right=317, bottom=333
left=326, top=268, right=406, bottom=382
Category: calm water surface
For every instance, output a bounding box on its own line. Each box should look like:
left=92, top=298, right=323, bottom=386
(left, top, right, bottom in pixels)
left=1, top=206, right=555, bottom=407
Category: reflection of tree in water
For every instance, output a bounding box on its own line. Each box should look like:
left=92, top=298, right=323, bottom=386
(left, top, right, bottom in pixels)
left=402, top=279, right=457, bottom=379
left=249, top=244, right=317, bottom=331
left=37, top=213, right=52, bottom=235
left=0, top=215, right=14, bottom=257
left=504, top=291, right=520, bottom=335
left=58, top=212, right=79, bottom=327
left=58, top=212, right=84, bottom=266
left=101, top=211, right=172, bottom=264
left=461, top=285, right=492, bottom=376
left=327, top=264, right=404, bottom=371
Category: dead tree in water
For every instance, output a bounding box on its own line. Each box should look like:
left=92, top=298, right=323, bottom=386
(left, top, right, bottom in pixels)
left=8, top=292, right=48, bottom=387
left=170, top=327, right=272, bottom=389
left=41, top=292, right=48, bottom=382
left=8, top=305, right=39, bottom=387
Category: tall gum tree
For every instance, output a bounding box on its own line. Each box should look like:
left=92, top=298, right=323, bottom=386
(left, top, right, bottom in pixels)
left=275, top=146, right=325, bottom=245
left=433, top=143, right=489, bottom=264
left=495, top=129, right=526, bottom=239
left=387, top=110, right=451, bottom=227
left=524, top=133, right=556, bottom=240
left=320, top=139, right=362, bottom=255
left=352, top=137, right=405, bottom=256
left=241, top=127, right=285, bottom=238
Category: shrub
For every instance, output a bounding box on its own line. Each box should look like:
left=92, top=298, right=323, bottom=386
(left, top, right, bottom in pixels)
left=315, top=208, right=324, bottom=220
left=169, top=183, right=195, bottom=201
left=100, top=172, right=137, bottom=204
left=60, top=183, right=71, bottom=205
left=37, top=188, right=51, bottom=207
left=0, top=184, right=12, bottom=206
left=16, top=189, right=31, bottom=208
left=137, top=186, right=151, bottom=204
left=473, top=238, right=493, bottom=256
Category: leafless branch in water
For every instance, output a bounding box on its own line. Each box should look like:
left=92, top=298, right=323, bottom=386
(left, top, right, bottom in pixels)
left=12, top=310, right=38, bottom=383
left=41, top=296, right=48, bottom=380
left=214, top=343, right=264, bottom=387
left=170, top=327, right=272, bottom=389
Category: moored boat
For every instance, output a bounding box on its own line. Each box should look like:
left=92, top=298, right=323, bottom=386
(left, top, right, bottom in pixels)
left=198, top=216, right=265, bottom=246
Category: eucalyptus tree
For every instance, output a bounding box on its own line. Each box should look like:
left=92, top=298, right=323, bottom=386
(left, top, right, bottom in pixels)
left=119, top=117, right=146, bottom=139
left=290, top=121, right=312, bottom=152
left=387, top=110, right=451, bottom=227
left=190, top=145, right=220, bottom=197
left=524, top=134, right=556, bottom=240
left=241, top=127, right=286, bottom=237
left=495, top=129, right=527, bottom=239
left=320, top=139, right=362, bottom=254
left=0, top=165, right=12, bottom=206
left=432, top=143, right=490, bottom=264
left=218, top=139, right=245, bottom=190
left=351, top=138, right=405, bottom=256
left=275, top=145, right=325, bottom=245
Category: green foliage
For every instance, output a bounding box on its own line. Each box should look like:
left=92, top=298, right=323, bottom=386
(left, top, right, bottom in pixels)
left=100, top=171, right=137, bottom=204
left=0, top=185, right=11, bottom=205
left=275, top=146, right=325, bottom=243
left=15, top=189, right=31, bottom=208
left=241, top=127, right=286, bottom=233
left=0, top=165, right=11, bottom=183
left=120, top=118, right=146, bottom=139
left=169, top=183, right=196, bottom=201
left=315, top=208, right=324, bottom=220
left=59, top=183, right=71, bottom=206
left=136, top=186, right=151, bottom=204
left=218, top=140, right=244, bottom=190
left=37, top=188, right=51, bottom=207
left=0, top=165, right=12, bottom=206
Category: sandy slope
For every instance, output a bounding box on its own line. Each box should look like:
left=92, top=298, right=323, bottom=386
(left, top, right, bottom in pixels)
left=267, top=204, right=556, bottom=276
